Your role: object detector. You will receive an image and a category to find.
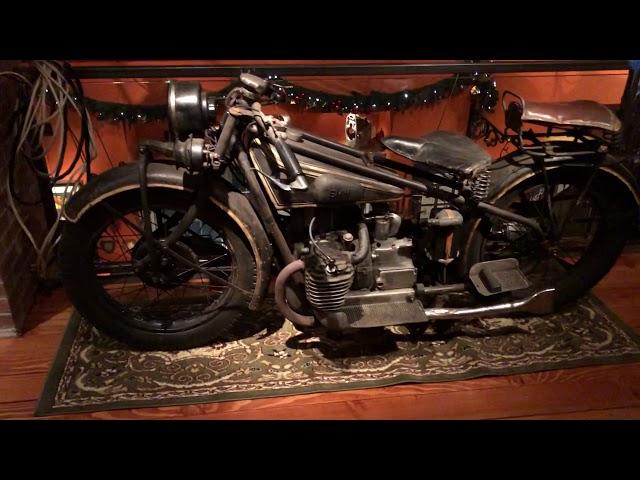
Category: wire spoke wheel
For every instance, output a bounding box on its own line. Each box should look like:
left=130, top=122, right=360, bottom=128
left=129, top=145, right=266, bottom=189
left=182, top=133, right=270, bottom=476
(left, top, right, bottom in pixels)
left=93, top=202, right=238, bottom=332
left=480, top=181, right=600, bottom=285
left=60, top=188, right=257, bottom=349
left=465, top=167, right=635, bottom=307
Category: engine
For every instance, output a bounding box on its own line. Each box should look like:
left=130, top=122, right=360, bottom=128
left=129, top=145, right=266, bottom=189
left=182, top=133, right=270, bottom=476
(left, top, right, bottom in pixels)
left=301, top=213, right=418, bottom=329
left=304, top=240, right=354, bottom=311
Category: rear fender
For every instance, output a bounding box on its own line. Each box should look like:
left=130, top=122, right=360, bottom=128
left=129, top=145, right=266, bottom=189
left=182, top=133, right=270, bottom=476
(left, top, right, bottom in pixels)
left=461, top=152, right=640, bottom=259
left=482, top=152, right=640, bottom=207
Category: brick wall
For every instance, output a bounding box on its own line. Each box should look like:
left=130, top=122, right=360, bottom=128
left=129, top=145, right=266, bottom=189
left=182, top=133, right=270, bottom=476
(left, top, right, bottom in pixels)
left=0, top=66, right=48, bottom=336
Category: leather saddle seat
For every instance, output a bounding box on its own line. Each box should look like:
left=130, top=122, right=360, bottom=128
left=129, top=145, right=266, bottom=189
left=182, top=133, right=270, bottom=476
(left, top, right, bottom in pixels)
left=519, top=99, right=622, bottom=133
left=381, top=130, right=492, bottom=179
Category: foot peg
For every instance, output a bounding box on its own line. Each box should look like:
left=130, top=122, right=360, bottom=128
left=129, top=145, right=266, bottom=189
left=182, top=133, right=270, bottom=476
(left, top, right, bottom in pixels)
left=469, top=258, right=530, bottom=296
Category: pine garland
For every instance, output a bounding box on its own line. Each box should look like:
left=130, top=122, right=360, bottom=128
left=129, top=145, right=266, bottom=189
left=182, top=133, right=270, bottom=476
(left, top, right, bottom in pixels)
left=274, top=72, right=497, bottom=114
left=85, top=73, right=498, bottom=123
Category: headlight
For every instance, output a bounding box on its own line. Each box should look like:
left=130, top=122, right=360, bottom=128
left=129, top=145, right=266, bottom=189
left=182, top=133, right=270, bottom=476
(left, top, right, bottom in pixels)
left=167, top=81, right=216, bottom=137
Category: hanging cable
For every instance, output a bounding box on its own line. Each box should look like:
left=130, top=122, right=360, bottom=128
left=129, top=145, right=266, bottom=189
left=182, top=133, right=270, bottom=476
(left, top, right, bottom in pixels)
left=4, top=60, right=97, bottom=279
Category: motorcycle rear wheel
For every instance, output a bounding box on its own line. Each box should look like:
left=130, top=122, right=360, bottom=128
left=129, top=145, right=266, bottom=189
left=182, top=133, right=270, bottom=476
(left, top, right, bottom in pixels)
left=463, top=166, right=636, bottom=308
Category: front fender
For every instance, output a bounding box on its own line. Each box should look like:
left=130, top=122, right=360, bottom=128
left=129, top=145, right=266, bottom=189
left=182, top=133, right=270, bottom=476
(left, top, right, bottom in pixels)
left=64, top=163, right=273, bottom=310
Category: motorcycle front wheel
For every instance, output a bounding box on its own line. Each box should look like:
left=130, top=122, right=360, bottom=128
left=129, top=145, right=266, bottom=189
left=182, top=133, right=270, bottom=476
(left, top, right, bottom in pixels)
left=463, top=166, right=637, bottom=307
left=59, top=188, right=257, bottom=350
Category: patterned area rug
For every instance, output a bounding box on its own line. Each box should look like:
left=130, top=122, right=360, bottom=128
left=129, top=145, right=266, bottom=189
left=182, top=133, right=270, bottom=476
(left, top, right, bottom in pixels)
left=35, top=295, right=640, bottom=416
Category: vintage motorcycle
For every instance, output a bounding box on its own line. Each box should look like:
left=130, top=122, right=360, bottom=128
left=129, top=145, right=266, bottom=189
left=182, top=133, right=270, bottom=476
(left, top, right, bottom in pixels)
left=59, top=74, right=640, bottom=350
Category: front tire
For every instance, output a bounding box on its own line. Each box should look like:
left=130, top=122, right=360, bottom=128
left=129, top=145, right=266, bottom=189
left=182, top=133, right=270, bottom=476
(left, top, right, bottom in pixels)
left=59, top=188, right=257, bottom=350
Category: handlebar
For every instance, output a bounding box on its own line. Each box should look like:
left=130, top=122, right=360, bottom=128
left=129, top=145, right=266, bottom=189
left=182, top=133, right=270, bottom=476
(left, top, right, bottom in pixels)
left=240, top=73, right=270, bottom=96
left=239, top=73, right=286, bottom=103
left=161, top=74, right=307, bottom=189
left=252, top=112, right=308, bottom=190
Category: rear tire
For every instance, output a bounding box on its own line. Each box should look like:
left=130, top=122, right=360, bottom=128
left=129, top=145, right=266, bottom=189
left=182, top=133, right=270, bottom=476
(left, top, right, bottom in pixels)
left=463, top=166, right=636, bottom=307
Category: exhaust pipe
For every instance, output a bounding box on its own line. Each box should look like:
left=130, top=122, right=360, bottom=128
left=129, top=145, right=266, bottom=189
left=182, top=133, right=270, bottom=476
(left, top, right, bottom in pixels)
left=274, top=259, right=316, bottom=327
left=423, top=288, right=555, bottom=321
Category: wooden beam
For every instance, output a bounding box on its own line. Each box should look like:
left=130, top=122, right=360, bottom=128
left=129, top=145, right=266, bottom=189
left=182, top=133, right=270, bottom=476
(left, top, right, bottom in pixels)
left=73, top=60, right=630, bottom=79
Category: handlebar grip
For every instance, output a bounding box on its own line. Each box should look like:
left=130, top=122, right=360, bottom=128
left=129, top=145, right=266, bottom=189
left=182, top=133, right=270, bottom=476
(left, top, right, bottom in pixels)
left=240, top=73, right=270, bottom=96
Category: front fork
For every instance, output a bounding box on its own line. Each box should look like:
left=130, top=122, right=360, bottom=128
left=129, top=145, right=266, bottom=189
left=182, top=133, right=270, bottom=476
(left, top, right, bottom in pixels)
left=137, top=147, right=160, bottom=272
left=133, top=145, right=224, bottom=288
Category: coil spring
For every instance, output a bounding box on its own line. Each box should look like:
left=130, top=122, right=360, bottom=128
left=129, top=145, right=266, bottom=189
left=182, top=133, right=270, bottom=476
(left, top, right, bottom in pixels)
left=470, top=170, right=491, bottom=201
left=609, top=131, right=625, bottom=150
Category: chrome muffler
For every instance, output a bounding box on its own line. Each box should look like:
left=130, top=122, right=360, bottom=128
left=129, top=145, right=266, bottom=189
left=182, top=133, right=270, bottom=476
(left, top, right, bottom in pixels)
left=422, top=288, right=555, bottom=321
left=340, top=288, right=556, bottom=329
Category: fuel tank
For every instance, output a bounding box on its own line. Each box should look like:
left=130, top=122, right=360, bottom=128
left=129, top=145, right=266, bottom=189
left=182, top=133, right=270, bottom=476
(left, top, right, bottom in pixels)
left=249, top=136, right=404, bottom=209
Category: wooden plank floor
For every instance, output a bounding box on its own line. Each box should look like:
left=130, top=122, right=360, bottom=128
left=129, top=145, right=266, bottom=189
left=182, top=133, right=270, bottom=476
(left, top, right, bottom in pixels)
left=1, top=253, right=639, bottom=420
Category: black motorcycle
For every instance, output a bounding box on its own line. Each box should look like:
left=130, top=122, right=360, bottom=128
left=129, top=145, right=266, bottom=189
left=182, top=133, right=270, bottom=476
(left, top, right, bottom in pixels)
left=58, top=74, right=640, bottom=350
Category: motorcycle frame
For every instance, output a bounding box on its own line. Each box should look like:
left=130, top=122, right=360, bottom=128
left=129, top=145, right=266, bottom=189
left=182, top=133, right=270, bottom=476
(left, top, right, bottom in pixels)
left=123, top=82, right=638, bottom=311
left=56, top=69, right=640, bottom=339
left=60, top=94, right=640, bottom=331
left=135, top=114, right=550, bottom=278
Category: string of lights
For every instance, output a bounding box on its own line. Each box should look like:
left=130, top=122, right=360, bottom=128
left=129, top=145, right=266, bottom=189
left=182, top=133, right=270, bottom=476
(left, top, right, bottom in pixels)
left=84, top=73, right=498, bottom=122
